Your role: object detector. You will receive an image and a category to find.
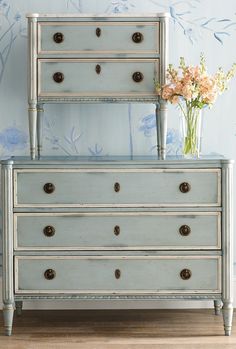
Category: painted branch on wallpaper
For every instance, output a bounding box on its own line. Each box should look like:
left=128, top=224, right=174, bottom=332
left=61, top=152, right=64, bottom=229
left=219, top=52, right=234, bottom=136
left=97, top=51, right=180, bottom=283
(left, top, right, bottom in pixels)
left=45, top=115, right=108, bottom=156
left=44, top=116, right=83, bottom=155
left=64, top=127, right=83, bottom=154
left=149, top=0, right=235, bottom=44
left=0, top=1, right=25, bottom=83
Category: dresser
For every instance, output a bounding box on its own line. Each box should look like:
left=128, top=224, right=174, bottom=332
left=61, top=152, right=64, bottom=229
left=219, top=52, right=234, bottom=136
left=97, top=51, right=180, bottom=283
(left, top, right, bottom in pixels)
left=1, top=156, right=233, bottom=336
left=27, top=13, right=169, bottom=160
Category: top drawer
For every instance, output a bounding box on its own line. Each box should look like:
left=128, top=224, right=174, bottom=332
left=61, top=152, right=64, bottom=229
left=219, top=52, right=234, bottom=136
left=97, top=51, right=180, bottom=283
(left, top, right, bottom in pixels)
left=38, top=22, right=159, bottom=56
left=14, top=169, right=221, bottom=208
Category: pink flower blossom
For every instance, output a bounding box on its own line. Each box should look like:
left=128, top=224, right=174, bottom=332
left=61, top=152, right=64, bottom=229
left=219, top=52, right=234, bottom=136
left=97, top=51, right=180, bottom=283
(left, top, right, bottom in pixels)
left=155, top=55, right=236, bottom=109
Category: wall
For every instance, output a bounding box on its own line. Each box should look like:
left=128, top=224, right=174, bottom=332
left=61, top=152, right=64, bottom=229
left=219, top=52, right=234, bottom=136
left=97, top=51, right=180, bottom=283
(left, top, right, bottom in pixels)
left=0, top=0, right=236, bottom=308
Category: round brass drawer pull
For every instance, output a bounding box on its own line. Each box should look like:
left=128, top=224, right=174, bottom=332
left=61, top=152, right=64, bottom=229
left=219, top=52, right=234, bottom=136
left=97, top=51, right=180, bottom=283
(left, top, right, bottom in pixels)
left=132, top=32, right=144, bottom=43
left=53, top=32, right=64, bottom=44
left=179, top=182, right=191, bottom=193
left=180, top=269, right=192, bottom=280
left=96, top=27, right=101, bottom=37
left=132, top=71, right=144, bottom=83
left=114, top=182, right=120, bottom=192
left=115, top=269, right=121, bottom=279
left=96, top=64, right=101, bottom=74
left=179, top=225, right=191, bottom=236
left=114, top=225, right=120, bottom=236
left=53, top=72, right=64, bottom=83
left=43, top=225, right=55, bottom=237
left=43, top=183, right=55, bottom=194
left=44, top=269, right=56, bottom=280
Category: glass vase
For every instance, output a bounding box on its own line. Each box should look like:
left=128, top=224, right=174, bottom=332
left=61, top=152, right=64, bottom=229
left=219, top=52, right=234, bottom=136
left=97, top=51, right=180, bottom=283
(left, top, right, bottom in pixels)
left=180, top=106, right=203, bottom=158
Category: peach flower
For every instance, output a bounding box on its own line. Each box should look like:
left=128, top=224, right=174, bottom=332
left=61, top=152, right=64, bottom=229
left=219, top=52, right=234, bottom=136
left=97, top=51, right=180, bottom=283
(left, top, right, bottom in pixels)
left=156, top=55, right=236, bottom=109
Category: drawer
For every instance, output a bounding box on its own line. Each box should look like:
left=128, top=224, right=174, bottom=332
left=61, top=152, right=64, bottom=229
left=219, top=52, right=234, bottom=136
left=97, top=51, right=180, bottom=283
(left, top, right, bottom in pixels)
left=38, top=22, right=159, bottom=56
left=14, top=212, right=221, bottom=250
left=38, top=59, right=159, bottom=97
left=15, top=256, right=221, bottom=294
left=14, top=169, right=221, bottom=207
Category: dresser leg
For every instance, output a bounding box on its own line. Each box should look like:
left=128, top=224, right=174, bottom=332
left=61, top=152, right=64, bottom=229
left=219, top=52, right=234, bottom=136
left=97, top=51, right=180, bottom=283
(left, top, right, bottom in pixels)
left=155, top=104, right=161, bottom=158
left=28, top=104, right=37, bottom=160
left=15, top=301, right=23, bottom=316
left=159, top=100, right=168, bottom=160
left=222, top=301, right=233, bottom=336
left=214, top=300, right=221, bottom=315
left=37, top=104, right=44, bottom=159
left=3, top=303, right=14, bottom=336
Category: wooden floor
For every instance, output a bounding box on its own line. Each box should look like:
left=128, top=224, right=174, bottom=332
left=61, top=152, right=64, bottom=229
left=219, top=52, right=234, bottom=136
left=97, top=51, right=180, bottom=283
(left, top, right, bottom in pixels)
left=0, top=309, right=235, bottom=349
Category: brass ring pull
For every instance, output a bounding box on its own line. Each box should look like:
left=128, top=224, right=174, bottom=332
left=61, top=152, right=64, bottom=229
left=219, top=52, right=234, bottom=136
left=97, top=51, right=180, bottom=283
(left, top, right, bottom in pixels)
left=96, top=28, right=101, bottom=37
left=179, top=225, right=191, bottom=236
left=53, top=72, right=64, bottom=83
left=132, top=72, right=144, bottom=83
left=53, top=32, right=64, bottom=44
left=43, top=225, right=55, bottom=237
left=96, top=64, right=101, bottom=74
left=44, top=269, right=56, bottom=280
left=43, top=183, right=55, bottom=194
left=132, top=32, right=144, bottom=43
left=180, top=269, right=192, bottom=280
left=115, top=269, right=121, bottom=279
left=114, top=225, right=120, bottom=236
left=179, top=182, right=191, bottom=193
left=114, top=182, right=120, bottom=192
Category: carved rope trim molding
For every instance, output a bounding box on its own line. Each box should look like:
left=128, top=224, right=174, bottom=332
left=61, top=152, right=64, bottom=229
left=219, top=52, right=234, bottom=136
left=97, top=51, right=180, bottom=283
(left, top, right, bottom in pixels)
left=39, top=97, right=160, bottom=103
left=14, top=294, right=221, bottom=300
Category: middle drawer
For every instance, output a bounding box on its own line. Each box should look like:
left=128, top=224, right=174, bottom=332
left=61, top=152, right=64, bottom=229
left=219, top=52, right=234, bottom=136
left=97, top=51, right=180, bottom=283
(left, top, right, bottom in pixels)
left=14, top=212, right=221, bottom=250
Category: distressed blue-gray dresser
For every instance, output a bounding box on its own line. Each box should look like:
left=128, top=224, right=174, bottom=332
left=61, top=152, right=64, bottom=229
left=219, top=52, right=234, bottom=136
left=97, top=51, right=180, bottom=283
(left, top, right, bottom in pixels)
left=26, top=13, right=169, bottom=160
left=1, top=156, right=233, bottom=335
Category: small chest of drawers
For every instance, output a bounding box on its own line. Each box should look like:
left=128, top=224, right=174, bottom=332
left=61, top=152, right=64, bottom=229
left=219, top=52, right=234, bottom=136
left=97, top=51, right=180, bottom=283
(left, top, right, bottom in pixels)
left=27, top=13, right=169, bottom=160
left=1, top=156, right=234, bottom=336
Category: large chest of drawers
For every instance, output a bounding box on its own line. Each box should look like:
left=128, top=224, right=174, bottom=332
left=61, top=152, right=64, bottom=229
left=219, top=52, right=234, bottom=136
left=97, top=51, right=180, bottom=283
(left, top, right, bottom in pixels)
left=1, top=156, right=233, bottom=335
left=27, top=13, right=169, bottom=159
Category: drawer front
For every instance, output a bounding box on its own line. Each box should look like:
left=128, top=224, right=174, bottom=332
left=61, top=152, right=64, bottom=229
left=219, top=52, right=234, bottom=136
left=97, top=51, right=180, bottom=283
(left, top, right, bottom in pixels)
left=14, top=213, right=221, bottom=250
left=38, top=22, right=159, bottom=55
left=38, top=59, right=158, bottom=97
left=14, top=169, right=221, bottom=207
left=15, top=256, right=221, bottom=294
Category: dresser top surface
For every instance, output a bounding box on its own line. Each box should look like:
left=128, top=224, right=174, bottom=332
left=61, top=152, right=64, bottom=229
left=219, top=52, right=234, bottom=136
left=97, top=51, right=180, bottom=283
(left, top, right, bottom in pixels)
left=0, top=155, right=233, bottom=168
left=26, top=13, right=170, bottom=20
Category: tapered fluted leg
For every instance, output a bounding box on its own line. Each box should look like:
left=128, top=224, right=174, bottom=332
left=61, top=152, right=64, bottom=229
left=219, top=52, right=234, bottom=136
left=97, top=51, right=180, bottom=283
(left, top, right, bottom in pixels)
left=15, top=301, right=23, bottom=316
left=222, top=301, right=233, bottom=336
left=37, top=104, right=44, bottom=159
left=28, top=103, right=37, bottom=159
left=159, top=100, right=168, bottom=160
left=3, top=304, right=14, bottom=336
left=155, top=103, right=161, bottom=158
left=214, top=300, right=221, bottom=315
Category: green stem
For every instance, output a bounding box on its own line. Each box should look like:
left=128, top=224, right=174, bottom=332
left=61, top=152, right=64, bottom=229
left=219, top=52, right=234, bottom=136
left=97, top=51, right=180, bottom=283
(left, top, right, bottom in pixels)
left=181, top=105, right=201, bottom=157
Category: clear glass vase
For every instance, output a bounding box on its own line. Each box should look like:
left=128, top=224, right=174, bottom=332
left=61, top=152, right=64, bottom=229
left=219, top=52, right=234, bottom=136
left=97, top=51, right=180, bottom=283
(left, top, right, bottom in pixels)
left=180, top=106, right=203, bottom=158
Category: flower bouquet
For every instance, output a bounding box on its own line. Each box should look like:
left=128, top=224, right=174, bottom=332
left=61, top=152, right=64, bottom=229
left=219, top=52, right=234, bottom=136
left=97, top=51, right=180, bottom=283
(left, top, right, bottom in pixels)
left=156, top=55, right=236, bottom=157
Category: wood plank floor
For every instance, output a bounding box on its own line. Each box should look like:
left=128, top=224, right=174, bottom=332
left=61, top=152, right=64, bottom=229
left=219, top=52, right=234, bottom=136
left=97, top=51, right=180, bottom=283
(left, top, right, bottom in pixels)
left=0, top=309, right=235, bottom=349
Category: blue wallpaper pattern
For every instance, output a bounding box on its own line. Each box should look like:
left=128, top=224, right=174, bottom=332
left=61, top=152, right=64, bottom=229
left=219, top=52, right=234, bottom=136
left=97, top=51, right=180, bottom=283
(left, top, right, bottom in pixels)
left=0, top=0, right=236, bottom=270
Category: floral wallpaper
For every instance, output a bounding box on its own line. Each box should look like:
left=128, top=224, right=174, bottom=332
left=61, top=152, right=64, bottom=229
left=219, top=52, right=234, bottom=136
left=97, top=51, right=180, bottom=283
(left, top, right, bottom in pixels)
left=0, top=0, right=236, bottom=272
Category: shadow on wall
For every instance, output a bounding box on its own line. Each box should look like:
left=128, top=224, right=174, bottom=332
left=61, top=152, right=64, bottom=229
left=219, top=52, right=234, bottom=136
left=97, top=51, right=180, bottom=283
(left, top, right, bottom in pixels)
left=0, top=1, right=26, bottom=84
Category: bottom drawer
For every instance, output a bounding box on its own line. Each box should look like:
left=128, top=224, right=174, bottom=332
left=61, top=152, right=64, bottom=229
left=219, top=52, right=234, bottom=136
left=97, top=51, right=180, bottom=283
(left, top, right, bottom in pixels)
left=15, top=256, right=221, bottom=294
